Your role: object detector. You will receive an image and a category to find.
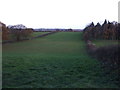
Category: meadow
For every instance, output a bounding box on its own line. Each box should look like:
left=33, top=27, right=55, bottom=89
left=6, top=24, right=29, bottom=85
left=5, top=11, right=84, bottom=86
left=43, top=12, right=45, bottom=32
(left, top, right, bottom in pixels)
left=31, top=32, right=49, bottom=37
left=93, top=40, right=119, bottom=47
left=2, top=32, right=119, bottom=88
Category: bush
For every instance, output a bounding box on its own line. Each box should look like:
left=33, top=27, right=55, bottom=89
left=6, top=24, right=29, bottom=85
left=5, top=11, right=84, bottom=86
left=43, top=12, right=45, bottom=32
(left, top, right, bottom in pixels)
left=10, top=28, right=33, bottom=41
left=93, top=45, right=120, bottom=69
left=91, top=45, right=120, bottom=85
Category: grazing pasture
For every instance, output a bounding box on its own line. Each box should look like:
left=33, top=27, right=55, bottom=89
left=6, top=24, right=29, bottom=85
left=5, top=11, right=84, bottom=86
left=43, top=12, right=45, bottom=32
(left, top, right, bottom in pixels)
left=93, top=40, right=119, bottom=47
left=2, top=32, right=119, bottom=88
left=31, top=32, right=49, bottom=37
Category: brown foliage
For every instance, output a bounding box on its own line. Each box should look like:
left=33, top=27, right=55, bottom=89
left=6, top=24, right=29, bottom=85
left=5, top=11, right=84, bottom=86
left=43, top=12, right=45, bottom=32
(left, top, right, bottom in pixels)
left=83, top=20, right=120, bottom=40
left=10, top=28, right=33, bottom=41
left=0, top=22, right=9, bottom=40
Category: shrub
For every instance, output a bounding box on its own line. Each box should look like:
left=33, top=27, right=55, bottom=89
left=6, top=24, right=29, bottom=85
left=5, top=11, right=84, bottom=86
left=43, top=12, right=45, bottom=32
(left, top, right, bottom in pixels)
left=93, top=45, right=120, bottom=70
left=10, top=28, right=33, bottom=41
left=91, top=45, right=120, bottom=85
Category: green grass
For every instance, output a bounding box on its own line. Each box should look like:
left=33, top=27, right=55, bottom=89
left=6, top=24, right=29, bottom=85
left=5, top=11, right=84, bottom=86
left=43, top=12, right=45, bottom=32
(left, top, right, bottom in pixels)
left=31, top=32, right=49, bottom=37
left=93, top=40, right=119, bottom=47
left=3, top=32, right=119, bottom=88
left=2, top=32, right=49, bottom=42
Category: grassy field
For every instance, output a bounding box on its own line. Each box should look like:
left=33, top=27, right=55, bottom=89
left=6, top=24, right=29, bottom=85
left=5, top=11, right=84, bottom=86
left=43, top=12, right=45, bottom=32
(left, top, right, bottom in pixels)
left=31, top=32, right=49, bottom=37
left=2, top=32, right=119, bottom=88
left=2, top=32, right=49, bottom=42
left=93, top=40, right=119, bottom=47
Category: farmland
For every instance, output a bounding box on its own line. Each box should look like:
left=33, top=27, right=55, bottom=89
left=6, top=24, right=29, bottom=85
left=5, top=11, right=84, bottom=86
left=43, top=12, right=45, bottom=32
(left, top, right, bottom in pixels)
left=31, top=32, right=49, bottom=37
left=2, top=32, right=119, bottom=88
left=93, top=40, right=119, bottom=47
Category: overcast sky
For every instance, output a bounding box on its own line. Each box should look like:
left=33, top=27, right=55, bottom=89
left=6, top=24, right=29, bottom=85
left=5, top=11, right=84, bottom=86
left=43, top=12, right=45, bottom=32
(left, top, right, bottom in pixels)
left=0, top=0, right=119, bottom=29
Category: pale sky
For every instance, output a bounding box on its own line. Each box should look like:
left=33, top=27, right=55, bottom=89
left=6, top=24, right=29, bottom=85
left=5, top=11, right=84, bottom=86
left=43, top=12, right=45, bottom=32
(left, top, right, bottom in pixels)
left=0, top=0, right=119, bottom=29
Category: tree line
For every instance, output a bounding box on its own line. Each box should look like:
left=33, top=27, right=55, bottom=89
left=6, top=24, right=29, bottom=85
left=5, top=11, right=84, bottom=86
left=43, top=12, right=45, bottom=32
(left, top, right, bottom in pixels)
left=1, top=22, right=33, bottom=41
left=83, top=20, right=120, bottom=41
